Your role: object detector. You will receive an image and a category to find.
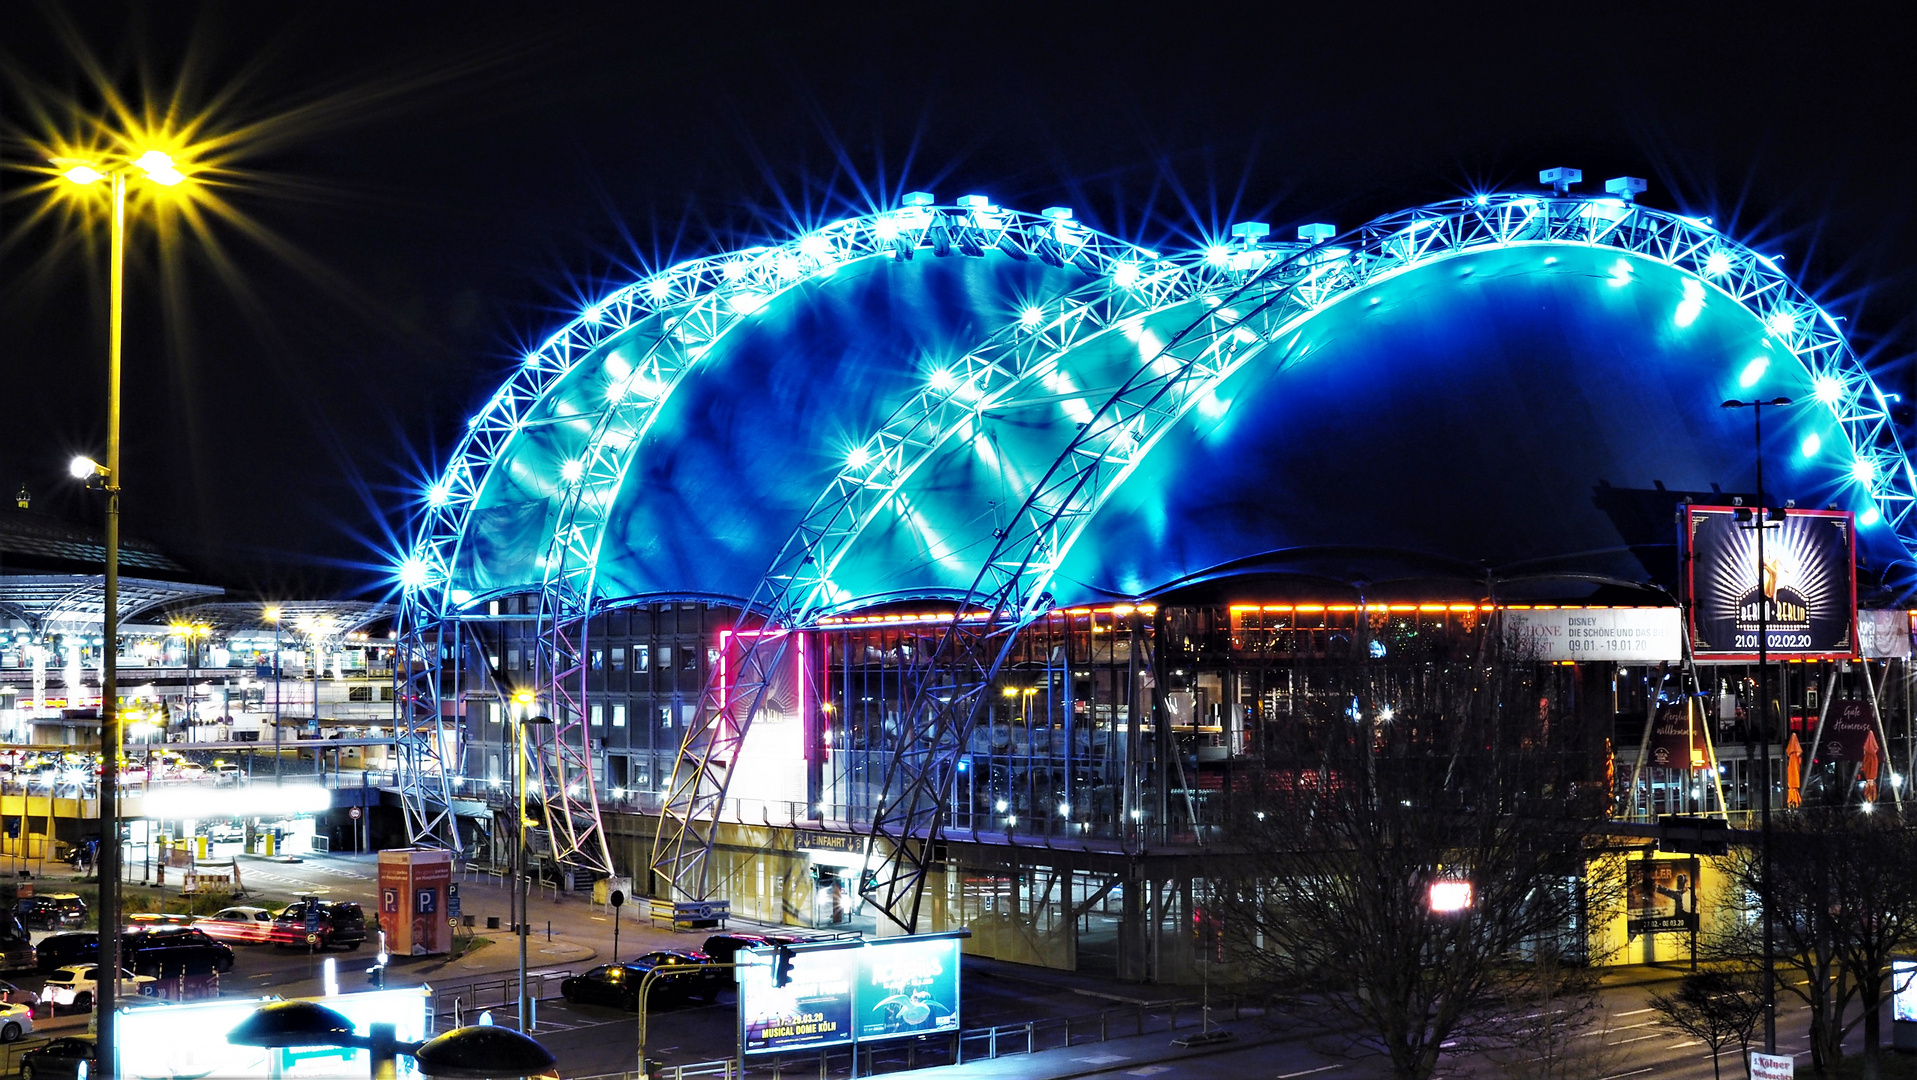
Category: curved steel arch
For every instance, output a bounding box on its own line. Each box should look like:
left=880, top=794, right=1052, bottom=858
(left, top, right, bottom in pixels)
left=857, top=191, right=1917, bottom=929
left=646, top=235, right=1259, bottom=897
left=397, top=198, right=1168, bottom=856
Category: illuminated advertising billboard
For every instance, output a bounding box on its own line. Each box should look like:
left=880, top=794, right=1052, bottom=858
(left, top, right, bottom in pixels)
left=739, top=943, right=857, bottom=1053
left=850, top=934, right=960, bottom=1043
left=117, top=987, right=430, bottom=1078
left=1626, top=858, right=1700, bottom=938
left=1685, top=506, right=1857, bottom=661
left=739, top=933, right=964, bottom=1055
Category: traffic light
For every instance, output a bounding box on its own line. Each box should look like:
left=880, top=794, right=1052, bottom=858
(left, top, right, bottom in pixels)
left=773, top=946, right=795, bottom=988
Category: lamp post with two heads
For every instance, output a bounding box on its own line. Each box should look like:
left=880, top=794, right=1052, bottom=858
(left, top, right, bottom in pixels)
left=58, top=145, right=187, bottom=1080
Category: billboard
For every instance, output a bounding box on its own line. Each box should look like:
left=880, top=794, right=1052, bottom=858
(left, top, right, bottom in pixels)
left=739, top=933, right=963, bottom=1055
left=1626, top=858, right=1700, bottom=938
left=1685, top=506, right=1857, bottom=661
left=1646, top=703, right=1708, bottom=769
left=1503, top=607, right=1681, bottom=662
left=117, top=988, right=430, bottom=1079
left=1820, top=700, right=1876, bottom=762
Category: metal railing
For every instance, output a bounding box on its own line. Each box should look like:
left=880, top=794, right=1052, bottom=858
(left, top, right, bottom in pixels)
left=428, top=968, right=577, bottom=1027
left=566, top=997, right=1218, bottom=1080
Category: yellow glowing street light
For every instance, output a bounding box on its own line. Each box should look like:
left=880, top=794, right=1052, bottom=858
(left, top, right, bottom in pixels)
left=50, top=141, right=197, bottom=1080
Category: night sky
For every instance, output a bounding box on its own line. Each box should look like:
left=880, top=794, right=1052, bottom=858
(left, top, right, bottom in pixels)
left=3, top=2, right=1914, bottom=600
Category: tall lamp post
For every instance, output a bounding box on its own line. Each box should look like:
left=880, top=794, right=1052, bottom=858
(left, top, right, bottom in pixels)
left=59, top=146, right=185, bottom=1080
left=1723, top=394, right=1792, bottom=1054
left=265, top=607, right=283, bottom=782
left=510, top=691, right=552, bottom=1032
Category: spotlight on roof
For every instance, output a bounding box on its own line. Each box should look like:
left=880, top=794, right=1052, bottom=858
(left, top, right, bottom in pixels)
left=1605, top=176, right=1648, bottom=202
left=1540, top=167, right=1583, bottom=195
left=1298, top=223, right=1337, bottom=245
left=901, top=192, right=935, bottom=208
left=1231, top=221, right=1271, bottom=245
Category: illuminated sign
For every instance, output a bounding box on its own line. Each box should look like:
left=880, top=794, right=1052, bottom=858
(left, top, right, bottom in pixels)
left=1626, top=858, right=1700, bottom=937
left=739, top=933, right=964, bottom=1055
left=117, top=987, right=430, bottom=1078
left=1502, top=608, right=1681, bottom=662
left=1893, top=958, right=1917, bottom=1023
left=1685, top=507, right=1857, bottom=661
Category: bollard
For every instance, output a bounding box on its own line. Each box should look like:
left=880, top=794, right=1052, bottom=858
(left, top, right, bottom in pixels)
left=1169, top=1003, right=1178, bottom=1030
left=1100, top=1010, right=1109, bottom=1042
left=1064, top=1018, right=1071, bottom=1047
left=818, top=1049, right=827, bottom=1080
left=1026, top=1020, right=1035, bottom=1054
left=988, top=1027, right=998, bottom=1059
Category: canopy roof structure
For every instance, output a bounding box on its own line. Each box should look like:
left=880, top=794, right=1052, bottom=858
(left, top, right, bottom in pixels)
left=406, top=190, right=1916, bottom=620
left=168, top=600, right=396, bottom=637
left=395, top=181, right=1917, bottom=888
left=0, top=575, right=222, bottom=635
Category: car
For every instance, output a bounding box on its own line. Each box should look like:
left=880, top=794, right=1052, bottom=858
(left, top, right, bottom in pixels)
left=34, top=934, right=97, bottom=974
left=560, top=951, right=727, bottom=1010
left=13, top=894, right=87, bottom=932
left=0, top=980, right=40, bottom=1009
left=699, top=932, right=807, bottom=966
left=0, top=1001, right=32, bottom=1042
left=122, top=927, right=234, bottom=975
left=0, top=940, right=35, bottom=974
left=213, top=764, right=245, bottom=786
left=194, top=905, right=284, bottom=944
left=41, top=965, right=156, bottom=1010
left=19, top=1036, right=95, bottom=1080
left=273, top=899, right=366, bottom=951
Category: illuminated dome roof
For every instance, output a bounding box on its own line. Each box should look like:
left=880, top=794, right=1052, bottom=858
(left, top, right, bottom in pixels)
left=405, top=192, right=1917, bottom=623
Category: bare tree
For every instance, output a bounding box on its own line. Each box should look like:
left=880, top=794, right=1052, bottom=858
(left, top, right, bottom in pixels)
left=1205, top=640, right=1625, bottom=1080
left=1713, top=808, right=1917, bottom=1076
left=1647, top=969, right=1765, bottom=1080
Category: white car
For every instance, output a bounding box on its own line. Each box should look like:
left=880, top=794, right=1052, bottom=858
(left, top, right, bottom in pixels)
left=41, top=966, right=156, bottom=1009
left=0, top=1001, right=32, bottom=1042
left=194, top=906, right=283, bottom=945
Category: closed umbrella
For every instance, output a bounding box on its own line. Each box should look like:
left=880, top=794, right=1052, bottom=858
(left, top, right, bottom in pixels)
left=1785, top=732, right=1802, bottom=809
left=1862, top=729, right=1881, bottom=804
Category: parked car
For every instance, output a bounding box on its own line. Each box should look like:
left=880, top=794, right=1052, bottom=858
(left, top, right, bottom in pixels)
left=0, top=1001, right=32, bottom=1042
left=13, top=894, right=87, bottom=931
left=194, top=906, right=285, bottom=945
left=0, top=938, right=35, bottom=973
left=35, top=934, right=97, bottom=974
left=122, top=926, right=234, bottom=975
left=699, top=932, right=803, bottom=966
left=0, top=980, right=41, bottom=1008
left=41, top=965, right=156, bottom=1010
left=562, top=951, right=727, bottom=1010
left=18, top=1036, right=94, bottom=1080
left=213, top=764, right=245, bottom=786
left=273, top=900, right=366, bottom=951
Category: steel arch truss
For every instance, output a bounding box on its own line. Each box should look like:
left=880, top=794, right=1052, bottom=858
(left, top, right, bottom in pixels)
left=397, top=198, right=1172, bottom=864
left=644, top=214, right=1226, bottom=898
left=855, top=192, right=1917, bottom=930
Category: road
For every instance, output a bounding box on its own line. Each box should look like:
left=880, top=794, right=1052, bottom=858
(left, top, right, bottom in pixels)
left=0, top=853, right=1896, bottom=1080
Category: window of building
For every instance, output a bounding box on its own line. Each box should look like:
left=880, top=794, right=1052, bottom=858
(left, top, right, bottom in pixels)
left=682, top=646, right=699, bottom=671
left=611, top=647, right=626, bottom=672
left=591, top=704, right=603, bottom=726
left=657, top=646, right=672, bottom=669
left=635, top=646, right=650, bottom=672
left=705, top=646, right=720, bottom=670
left=380, top=686, right=395, bottom=702
left=613, top=705, right=627, bottom=727
left=506, top=647, right=521, bottom=671
left=590, top=650, right=604, bottom=671
left=488, top=702, right=502, bottom=725
left=348, top=686, right=373, bottom=702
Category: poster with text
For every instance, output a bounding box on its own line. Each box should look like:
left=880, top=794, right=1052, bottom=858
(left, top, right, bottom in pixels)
left=853, top=936, right=961, bottom=1043
left=1626, top=858, right=1700, bottom=937
left=739, top=945, right=856, bottom=1053
left=1686, top=506, right=1856, bottom=661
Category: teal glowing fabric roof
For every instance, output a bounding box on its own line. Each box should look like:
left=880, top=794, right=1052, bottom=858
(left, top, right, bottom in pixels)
left=404, top=193, right=1917, bottom=623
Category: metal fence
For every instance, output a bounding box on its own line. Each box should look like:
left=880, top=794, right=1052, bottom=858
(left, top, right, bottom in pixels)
left=569, top=997, right=1222, bottom=1080
left=428, top=968, right=577, bottom=1028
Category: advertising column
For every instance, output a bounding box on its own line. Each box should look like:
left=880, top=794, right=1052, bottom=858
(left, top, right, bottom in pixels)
left=377, top=848, right=453, bottom=955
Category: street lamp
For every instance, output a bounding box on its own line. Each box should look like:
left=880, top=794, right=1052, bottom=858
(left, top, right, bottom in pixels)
left=511, top=692, right=553, bottom=1032
left=228, top=999, right=555, bottom=1080
left=57, top=145, right=188, bottom=1080
left=265, top=606, right=284, bottom=782
left=1722, top=394, right=1792, bottom=1054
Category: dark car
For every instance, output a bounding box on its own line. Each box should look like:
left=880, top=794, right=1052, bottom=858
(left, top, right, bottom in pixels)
left=19, top=1036, right=94, bottom=1080
left=699, top=933, right=779, bottom=966
left=35, top=934, right=97, bottom=975
left=273, top=900, right=366, bottom=951
left=123, top=926, right=235, bottom=975
left=561, top=951, right=727, bottom=1010
left=13, top=895, right=86, bottom=932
